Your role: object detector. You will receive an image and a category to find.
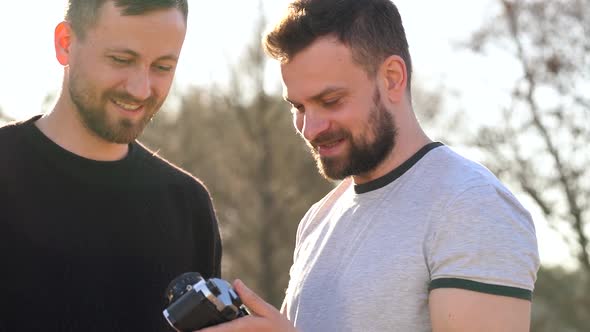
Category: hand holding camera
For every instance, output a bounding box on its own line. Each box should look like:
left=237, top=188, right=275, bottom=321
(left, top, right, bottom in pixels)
left=163, top=272, right=249, bottom=331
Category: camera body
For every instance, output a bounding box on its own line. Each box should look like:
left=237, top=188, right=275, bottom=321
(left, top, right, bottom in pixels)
left=163, top=272, right=248, bottom=332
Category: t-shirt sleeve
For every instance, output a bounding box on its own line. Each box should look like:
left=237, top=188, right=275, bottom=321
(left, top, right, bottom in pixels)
left=426, top=183, right=540, bottom=301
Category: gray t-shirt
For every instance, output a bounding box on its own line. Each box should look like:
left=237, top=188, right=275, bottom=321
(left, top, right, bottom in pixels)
left=282, top=144, right=540, bottom=332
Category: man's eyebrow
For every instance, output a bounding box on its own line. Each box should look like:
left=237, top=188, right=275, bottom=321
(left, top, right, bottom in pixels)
left=106, top=48, right=139, bottom=57
left=284, top=86, right=346, bottom=105
left=157, top=54, right=180, bottom=62
left=106, top=48, right=179, bottom=62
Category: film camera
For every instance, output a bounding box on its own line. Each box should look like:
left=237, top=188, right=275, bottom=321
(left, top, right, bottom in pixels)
left=163, top=272, right=248, bottom=331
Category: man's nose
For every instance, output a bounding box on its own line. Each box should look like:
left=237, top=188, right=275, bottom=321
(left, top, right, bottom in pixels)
left=125, top=68, right=152, bottom=101
left=299, top=110, right=330, bottom=143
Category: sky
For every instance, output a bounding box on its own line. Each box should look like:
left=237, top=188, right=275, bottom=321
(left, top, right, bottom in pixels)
left=0, top=0, right=574, bottom=269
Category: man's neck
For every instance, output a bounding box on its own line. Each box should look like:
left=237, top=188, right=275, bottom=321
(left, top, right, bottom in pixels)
left=36, top=105, right=129, bottom=162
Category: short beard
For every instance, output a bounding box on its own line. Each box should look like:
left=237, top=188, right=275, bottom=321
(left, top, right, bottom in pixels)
left=69, top=71, right=158, bottom=144
left=310, top=88, right=397, bottom=181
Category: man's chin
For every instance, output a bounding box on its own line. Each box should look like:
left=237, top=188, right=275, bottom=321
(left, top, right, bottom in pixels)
left=96, top=124, right=144, bottom=144
left=113, top=118, right=149, bottom=140
left=317, top=159, right=350, bottom=181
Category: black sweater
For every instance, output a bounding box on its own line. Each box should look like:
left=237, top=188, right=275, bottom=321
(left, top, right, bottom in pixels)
left=0, top=116, right=222, bottom=331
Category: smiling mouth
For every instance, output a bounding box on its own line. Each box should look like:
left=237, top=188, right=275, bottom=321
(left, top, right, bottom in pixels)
left=112, top=99, right=143, bottom=111
left=314, top=138, right=347, bottom=156
left=319, top=139, right=344, bottom=149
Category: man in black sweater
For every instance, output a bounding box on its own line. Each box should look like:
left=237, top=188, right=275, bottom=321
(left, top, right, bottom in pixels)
left=0, top=1, right=221, bottom=331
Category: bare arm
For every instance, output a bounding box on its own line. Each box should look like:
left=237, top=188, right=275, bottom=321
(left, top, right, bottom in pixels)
left=429, top=288, right=531, bottom=332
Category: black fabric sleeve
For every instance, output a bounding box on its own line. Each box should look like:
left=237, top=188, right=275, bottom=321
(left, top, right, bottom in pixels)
left=429, top=278, right=533, bottom=301
left=191, top=182, right=223, bottom=279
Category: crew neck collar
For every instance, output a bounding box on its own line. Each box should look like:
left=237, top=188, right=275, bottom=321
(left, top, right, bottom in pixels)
left=354, top=142, right=443, bottom=194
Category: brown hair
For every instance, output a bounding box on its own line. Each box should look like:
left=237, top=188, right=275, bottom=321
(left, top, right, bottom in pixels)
left=65, top=0, right=189, bottom=40
left=263, top=0, right=412, bottom=85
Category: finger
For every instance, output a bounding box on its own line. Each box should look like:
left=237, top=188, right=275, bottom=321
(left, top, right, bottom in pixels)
left=233, top=279, right=279, bottom=318
left=196, top=316, right=261, bottom=332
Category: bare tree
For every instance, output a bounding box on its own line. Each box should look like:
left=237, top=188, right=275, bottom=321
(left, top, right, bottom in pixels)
left=467, top=0, right=589, bottom=271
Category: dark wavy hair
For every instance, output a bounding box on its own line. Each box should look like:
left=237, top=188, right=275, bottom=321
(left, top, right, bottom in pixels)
left=263, top=0, right=412, bottom=85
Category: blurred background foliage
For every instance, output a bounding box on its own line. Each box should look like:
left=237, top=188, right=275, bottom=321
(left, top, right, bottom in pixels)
left=1, top=0, right=587, bottom=330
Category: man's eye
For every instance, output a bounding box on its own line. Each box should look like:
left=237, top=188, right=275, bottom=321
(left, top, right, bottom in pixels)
left=111, top=56, right=131, bottom=64
left=154, top=64, right=173, bottom=72
left=323, top=98, right=340, bottom=107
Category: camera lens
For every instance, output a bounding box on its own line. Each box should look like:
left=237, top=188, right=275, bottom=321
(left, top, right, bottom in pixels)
left=165, top=272, right=204, bottom=304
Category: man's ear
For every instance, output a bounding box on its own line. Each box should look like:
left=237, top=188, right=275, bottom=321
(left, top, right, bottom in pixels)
left=54, top=21, right=73, bottom=66
left=379, top=55, right=408, bottom=103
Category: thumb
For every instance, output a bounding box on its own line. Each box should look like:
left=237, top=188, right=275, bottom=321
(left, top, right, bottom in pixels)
left=233, top=279, right=278, bottom=318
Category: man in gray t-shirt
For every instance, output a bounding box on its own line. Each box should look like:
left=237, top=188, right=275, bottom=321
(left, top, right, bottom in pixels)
left=200, top=0, right=540, bottom=331
left=279, top=143, right=538, bottom=331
